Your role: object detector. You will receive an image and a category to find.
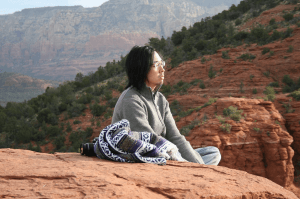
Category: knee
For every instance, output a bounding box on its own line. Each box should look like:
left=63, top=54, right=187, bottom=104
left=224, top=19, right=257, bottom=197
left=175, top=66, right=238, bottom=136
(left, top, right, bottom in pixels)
left=208, top=146, right=222, bottom=165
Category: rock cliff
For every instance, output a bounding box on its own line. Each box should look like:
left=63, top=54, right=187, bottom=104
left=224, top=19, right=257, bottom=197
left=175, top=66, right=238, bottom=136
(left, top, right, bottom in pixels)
left=0, top=0, right=234, bottom=82
left=0, top=148, right=297, bottom=199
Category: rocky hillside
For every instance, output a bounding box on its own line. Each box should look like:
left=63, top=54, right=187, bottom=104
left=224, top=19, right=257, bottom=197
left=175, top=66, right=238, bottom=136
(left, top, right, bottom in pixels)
left=0, top=72, right=63, bottom=107
left=1, top=0, right=300, bottom=198
left=0, top=0, right=236, bottom=82
left=0, top=148, right=298, bottom=199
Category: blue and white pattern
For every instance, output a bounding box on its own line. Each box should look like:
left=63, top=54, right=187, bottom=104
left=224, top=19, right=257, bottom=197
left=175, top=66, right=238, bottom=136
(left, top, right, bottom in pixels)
left=94, top=119, right=187, bottom=165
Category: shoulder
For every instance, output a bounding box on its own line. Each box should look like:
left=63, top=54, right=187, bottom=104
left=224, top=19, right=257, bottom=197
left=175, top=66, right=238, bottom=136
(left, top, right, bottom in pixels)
left=120, top=87, right=144, bottom=105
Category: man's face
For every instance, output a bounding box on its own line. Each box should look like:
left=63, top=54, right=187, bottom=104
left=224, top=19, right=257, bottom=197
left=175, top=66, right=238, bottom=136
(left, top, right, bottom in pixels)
left=146, top=51, right=165, bottom=91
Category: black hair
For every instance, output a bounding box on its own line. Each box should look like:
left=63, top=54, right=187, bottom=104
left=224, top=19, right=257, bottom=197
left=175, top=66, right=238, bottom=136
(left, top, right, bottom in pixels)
left=125, top=45, right=155, bottom=90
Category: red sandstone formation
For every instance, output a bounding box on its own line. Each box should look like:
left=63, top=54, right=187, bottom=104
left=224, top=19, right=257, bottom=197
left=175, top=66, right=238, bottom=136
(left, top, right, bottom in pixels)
left=0, top=148, right=298, bottom=199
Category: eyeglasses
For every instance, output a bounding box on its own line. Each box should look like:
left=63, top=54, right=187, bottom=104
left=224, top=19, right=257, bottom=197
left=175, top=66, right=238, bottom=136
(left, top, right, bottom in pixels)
left=153, top=61, right=165, bottom=69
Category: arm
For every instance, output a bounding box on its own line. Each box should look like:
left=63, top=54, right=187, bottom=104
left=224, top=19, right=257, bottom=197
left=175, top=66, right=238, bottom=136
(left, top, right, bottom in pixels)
left=164, top=100, right=205, bottom=164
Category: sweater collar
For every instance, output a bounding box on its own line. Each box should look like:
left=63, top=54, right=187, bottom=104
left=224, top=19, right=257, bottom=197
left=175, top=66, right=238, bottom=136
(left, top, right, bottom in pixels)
left=137, top=83, right=162, bottom=99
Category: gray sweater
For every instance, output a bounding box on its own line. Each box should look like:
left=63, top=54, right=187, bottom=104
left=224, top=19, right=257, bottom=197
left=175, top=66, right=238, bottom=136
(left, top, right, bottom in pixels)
left=112, top=84, right=204, bottom=164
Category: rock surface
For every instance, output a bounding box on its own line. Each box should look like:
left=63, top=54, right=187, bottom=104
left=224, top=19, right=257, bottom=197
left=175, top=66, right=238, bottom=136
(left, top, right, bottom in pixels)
left=179, top=97, right=295, bottom=187
left=0, top=0, right=234, bottom=82
left=0, top=148, right=298, bottom=199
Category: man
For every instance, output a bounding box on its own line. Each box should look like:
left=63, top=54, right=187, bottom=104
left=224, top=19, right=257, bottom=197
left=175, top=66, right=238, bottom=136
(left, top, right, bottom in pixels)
left=112, top=45, right=221, bottom=165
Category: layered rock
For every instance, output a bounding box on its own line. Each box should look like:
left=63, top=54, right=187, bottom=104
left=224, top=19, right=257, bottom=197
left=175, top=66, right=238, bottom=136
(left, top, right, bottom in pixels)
left=175, top=97, right=294, bottom=187
left=0, top=148, right=297, bottom=199
left=0, top=0, right=235, bottom=82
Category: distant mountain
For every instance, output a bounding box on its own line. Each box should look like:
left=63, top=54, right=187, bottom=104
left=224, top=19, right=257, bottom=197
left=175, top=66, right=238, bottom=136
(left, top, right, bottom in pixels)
left=0, top=0, right=241, bottom=82
left=0, top=72, right=62, bottom=108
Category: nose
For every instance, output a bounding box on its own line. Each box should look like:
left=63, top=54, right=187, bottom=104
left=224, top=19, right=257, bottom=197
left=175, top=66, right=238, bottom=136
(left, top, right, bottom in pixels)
left=160, top=65, right=165, bottom=72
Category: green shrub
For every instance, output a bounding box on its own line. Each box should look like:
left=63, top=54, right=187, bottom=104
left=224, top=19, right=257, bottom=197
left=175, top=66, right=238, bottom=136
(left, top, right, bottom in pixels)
left=73, top=120, right=82, bottom=124
left=46, top=125, right=61, bottom=138
left=47, top=113, right=58, bottom=126
left=283, top=13, right=294, bottom=21
left=250, top=74, right=254, bottom=80
left=263, top=86, right=276, bottom=101
left=237, top=53, right=256, bottom=61
left=253, top=127, right=260, bottom=132
left=208, top=65, right=217, bottom=79
left=67, top=102, right=86, bottom=118
left=37, top=108, right=52, bottom=124
left=262, top=47, right=270, bottom=55
left=93, top=86, right=105, bottom=96
left=269, top=82, right=279, bottom=87
left=160, top=84, right=172, bottom=97
left=83, top=87, right=93, bottom=94
left=263, top=71, right=270, bottom=78
left=235, top=19, right=242, bottom=26
left=170, top=100, right=182, bottom=116
left=107, top=97, right=118, bottom=108
left=199, top=82, right=206, bottom=89
left=66, top=122, right=72, bottom=132
left=190, top=79, right=201, bottom=86
left=269, top=18, right=276, bottom=25
left=104, top=108, right=113, bottom=119
left=253, top=88, right=257, bottom=94
left=220, top=123, right=232, bottom=133
left=77, top=93, right=94, bottom=104
left=240, top=81, right=245, bottom=93
left=58, top=102, right=68, bottom=112
left=91, top=104, right=106, bottom=117
left=53, top=135, right=66, bottom=150
left=223, top=106, right=244, bottom=121
left=216, top=115, right=225, bottom=124
left=282, top=75, right=294, bottom=87
left=281, top=100, right=295, bottom=113
left=287, top=45, right=294, bottom=53
left=201, top=57, right=206, bottom=63
left=180, top=120, right=200, bottom=136
left=222, top=51, right=231, bottom=59
left=288, top=89, right=300, bottom=101
left=269, top=51, right=274, bottom=57
left=104, top=90, right=113, bottom=101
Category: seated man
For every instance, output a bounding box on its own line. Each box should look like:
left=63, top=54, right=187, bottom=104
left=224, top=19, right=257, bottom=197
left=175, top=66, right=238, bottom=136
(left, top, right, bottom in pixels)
left=112, top=45, right=221, bottom=165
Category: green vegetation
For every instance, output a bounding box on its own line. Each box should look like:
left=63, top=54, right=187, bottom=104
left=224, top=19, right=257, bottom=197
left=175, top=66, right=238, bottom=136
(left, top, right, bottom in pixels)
left=287, top=45, right=294, bottom=53
left=208, top=65, right=217, bottom=79
left=263, top=71, right=270, bottom=78
left=269, top=51, right=274, bottom=57
left=240, top=81, right=245, bottom=93
left=222, top=51, right=231, bottom=59
left=269, top=18, right=276, bottom=25
left=253, top=127, right=260, bottom=132
left=237, top=53, right=256, bottom=61
left=269, top=82, right=279, bottom=87
left=1, top=0, right=297, bottom=153
left=220, top=123, right=232, bottom=133
left=180, top=120, right=200, bottom=136
left=223, top=106, right=244, bottom=121
left=250, top=74, right=254, bottom=80
left=283, top=13, right=294, bottom=21
left=253, top=88, right=258, bottom=94
left=263, top=86, right=276, bottom=101
left=288, top=89, right=300, bottom=101
left=262, top=47, right=270, bottom=55
left=282, top=75, right=300, bottom=93
left=73, top=120, right=82, bottom=124
left=281, top=99, right=295, bottom=113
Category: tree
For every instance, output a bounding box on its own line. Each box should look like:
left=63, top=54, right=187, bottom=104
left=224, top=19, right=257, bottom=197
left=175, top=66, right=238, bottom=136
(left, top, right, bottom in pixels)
left=75, top=72, right=84, bottom=83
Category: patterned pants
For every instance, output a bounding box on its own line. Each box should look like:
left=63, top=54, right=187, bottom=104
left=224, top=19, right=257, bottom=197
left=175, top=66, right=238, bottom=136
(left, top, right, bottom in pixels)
left=195, top=146, right=221, bottom=166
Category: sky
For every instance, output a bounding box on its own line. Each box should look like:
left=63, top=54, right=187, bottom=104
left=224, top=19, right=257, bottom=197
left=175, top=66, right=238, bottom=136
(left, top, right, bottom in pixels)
left=0, top=0, right=109, bottom=15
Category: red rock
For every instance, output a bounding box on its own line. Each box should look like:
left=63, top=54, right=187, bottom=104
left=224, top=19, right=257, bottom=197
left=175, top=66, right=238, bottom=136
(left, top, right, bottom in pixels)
left=0, top=148, right=298, bottom=199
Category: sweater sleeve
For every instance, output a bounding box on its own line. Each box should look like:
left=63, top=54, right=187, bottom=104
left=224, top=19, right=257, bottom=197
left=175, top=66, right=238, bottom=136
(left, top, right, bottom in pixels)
left=164, top=100, right=205, bottom=164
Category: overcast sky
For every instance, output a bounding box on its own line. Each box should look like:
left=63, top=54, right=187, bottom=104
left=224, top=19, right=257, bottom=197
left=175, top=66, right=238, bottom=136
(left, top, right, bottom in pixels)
left=0, top=0, right=109, bottom=15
